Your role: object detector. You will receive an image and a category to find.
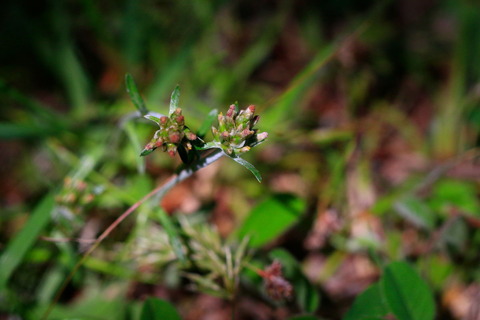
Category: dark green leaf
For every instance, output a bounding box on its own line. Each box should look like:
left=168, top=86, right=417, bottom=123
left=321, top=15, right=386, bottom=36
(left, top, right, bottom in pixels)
left=237, top=194, right=305, bottom=248
left=343, top=283, right=390, bottom=320
left=0, top=194, right=55, bottom=289
left=382, top=262, right=435, bottom=320
left=140, top=297, right=182, bottom=320
left=140, top=148, right=155, bottom=157
left=144, top=114, right=161, bottom=125
left=197, top=109, right=218, bottom=139
left=126, top=73, right=149, bottom=116
left=169, top=85, right=180, bottom=116
left=0, top=122, right=58, bottom=139
left=152, top=208, right=186, bottom=263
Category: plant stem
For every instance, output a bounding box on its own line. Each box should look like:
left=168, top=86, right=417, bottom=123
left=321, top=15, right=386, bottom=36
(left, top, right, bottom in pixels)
left=41, top=149, right=223, bottom=319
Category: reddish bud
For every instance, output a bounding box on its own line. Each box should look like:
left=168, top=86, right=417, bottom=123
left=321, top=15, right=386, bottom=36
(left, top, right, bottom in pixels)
left=160, top=116, right=168, bottom=125
left=259, top=260, right=293, bottom=300
left=169, top=133, right=181, bottom=143
left=176, top=115, right=184, bottom=123
left=186, top=132, right=197, bottom=140
left=226, top=104, right=236, bottom=118
left=155, top=140, right=164, bottom=148
left=241, top=129, right=253, bottom=138
left=247, top=105, right=255, bottom=113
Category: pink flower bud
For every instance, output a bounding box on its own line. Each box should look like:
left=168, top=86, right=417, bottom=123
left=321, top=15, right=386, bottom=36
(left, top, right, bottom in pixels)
left=256, top=132, right=268, bottom=141
left=226, top=104, right=236, bottom=118
left=247, top=105, right=255, bottom=113
left=186, top=132, right=197, bottom=140
left=160, top=116, right=168, bottom=125
left=241, top=129, right=253, bottom=138
left=221, top=131, right=230, bottom=140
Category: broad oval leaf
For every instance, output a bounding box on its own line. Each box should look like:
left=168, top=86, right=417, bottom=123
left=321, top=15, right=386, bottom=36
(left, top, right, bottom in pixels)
left=343, top=283, right=389, bottom=320
left=237, top=194, right=305, bottom=248
left=382, top=262, right=435, bottom=320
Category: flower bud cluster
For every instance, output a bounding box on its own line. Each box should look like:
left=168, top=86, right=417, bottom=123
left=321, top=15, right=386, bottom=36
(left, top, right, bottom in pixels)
left=142, top=108, right=197, bottom=157
left=212, top=104, right=268, bottom=155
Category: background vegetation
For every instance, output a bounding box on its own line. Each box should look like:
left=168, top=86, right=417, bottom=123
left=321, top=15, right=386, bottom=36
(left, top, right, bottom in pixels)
left=1, top=0, right=479, bottom=319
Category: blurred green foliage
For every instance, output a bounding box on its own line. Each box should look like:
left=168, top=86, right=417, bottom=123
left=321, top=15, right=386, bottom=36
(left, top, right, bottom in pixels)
left=0, top=0, right=479, bottom=319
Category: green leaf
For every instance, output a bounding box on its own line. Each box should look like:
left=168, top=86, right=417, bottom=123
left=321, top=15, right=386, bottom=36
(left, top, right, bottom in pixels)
left=394, top=195, right=436, bottom=230
left=126, top=73, right=149, bottom=116
left=0, top=194, right=55, bottom=289
left=229, top=155, right=262, bottom=183
left=140, top=297, right=181, bottom=320
left=382, top=262, right=435, bottom=320
left=152, top=207, right=186, bottom=263
left=429, top=179, right=480, bottom=217
left=343, top=283, right=389, bottom=320
left=237, top=194, right=305, bottom=248
left=197, top=109, right=218, bottom=138
left=140, top=148, right=155, bottom=157
left=144, top=114, right=161, bottom=125
left=0, top=122, right=59, bottom=139
left=169, top=85, right=180, bottom=116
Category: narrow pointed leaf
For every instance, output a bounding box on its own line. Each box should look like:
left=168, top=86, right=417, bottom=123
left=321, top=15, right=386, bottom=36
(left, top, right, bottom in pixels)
left=229, top=155, right=262, bottom=182
left=125, top=74, right=148, bottom=116
left=140, top=148, right=154, bottom=157
left=153, top=207, right=186, bottom=263
left=169, top=85, right=180, bottom=116
left=0, top=194, right=55, bottom=288
left=144, top=114, right=161, bottom=125
left=197, top=109, right=218, bottom=138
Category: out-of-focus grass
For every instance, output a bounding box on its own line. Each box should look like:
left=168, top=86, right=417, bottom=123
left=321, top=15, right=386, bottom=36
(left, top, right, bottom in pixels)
left=0, top=0, right=479, bottom=319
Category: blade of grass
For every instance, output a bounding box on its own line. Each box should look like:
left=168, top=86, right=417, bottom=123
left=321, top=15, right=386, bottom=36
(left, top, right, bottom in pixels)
left=152, top=207, right=185, bottom=263
left=126, top=74, right=149, bottom=116
left=169, top=85, right=181, bottom=116
left=0, top=194, right=55, bottom=289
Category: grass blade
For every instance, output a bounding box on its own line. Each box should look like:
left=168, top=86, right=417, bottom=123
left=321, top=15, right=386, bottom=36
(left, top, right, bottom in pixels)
left=197, top=109, right=218, bottom=139
left=228, top=155, right=262, bottom=183
left=126, top=73, right=149, bottom=116
left=0, top=194, right=55, bottom=289
left=169, top=85, right=180, bottom=116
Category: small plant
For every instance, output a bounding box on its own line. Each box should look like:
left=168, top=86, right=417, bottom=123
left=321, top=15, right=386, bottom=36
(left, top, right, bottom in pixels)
left=41, top=75, right=289, bottom=319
